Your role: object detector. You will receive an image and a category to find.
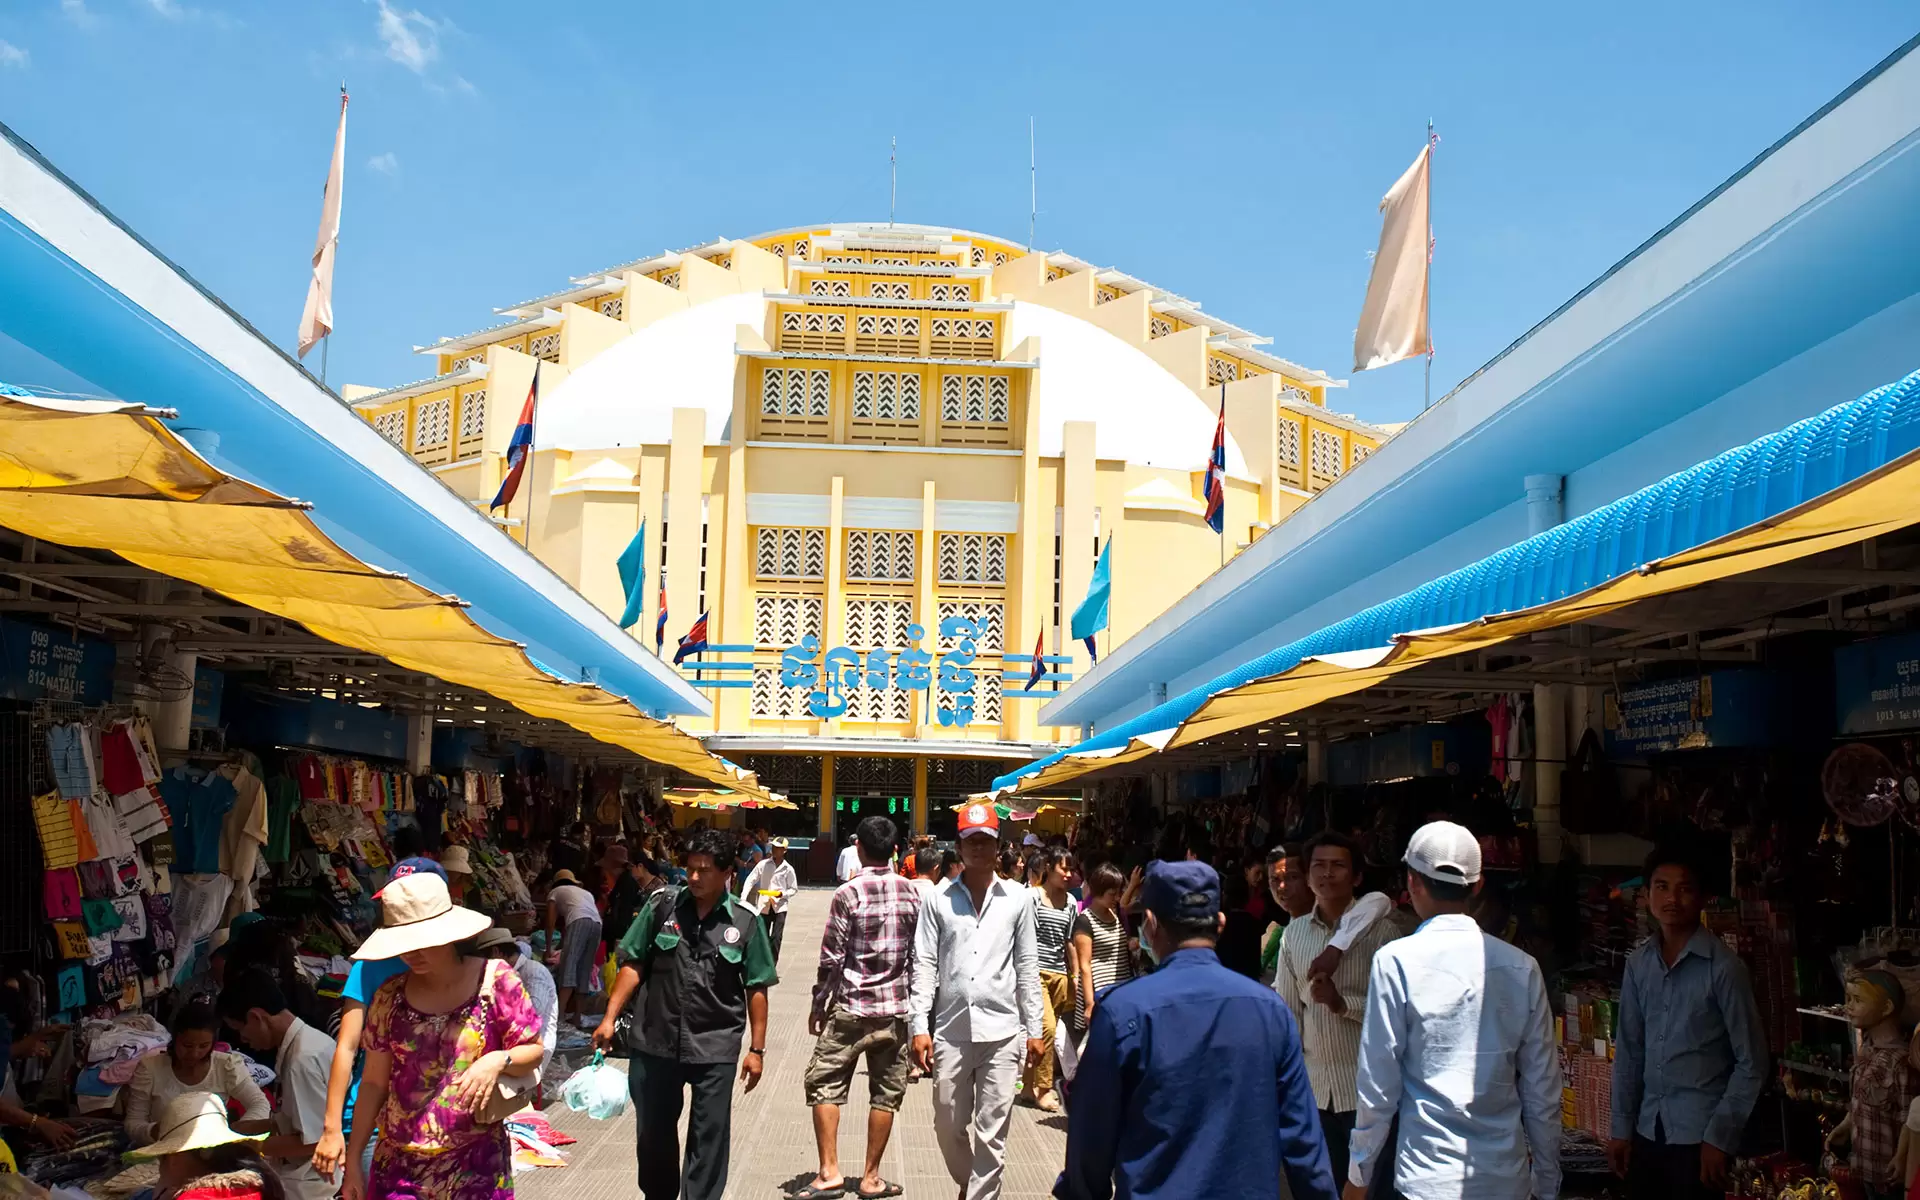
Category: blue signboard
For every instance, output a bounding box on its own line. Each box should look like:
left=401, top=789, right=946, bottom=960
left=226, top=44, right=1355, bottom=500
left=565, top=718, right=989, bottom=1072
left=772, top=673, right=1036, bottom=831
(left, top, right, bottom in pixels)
left=0, top=617, right=116, bottom=704
left=1607, top=670, right=1784, bottom=755
left=1835, top=632, right=1920, bottom=736
left=190, top=665, right=225, bottom=730
left=781, top=617, right=982, bottom=725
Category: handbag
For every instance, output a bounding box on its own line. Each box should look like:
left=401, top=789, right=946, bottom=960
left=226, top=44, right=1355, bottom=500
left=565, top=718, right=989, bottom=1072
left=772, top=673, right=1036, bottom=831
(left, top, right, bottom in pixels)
left=474, top=960, right=542, bottom=1125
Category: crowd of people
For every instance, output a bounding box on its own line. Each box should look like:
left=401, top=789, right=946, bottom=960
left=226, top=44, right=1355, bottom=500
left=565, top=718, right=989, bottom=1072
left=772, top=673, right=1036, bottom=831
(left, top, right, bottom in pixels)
left=0, top=801, right=1772, bottom=1200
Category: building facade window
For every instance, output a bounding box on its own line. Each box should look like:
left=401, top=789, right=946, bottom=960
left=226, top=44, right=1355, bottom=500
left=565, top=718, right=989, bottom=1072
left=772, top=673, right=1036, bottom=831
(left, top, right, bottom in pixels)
left=752, top=593, right=822, bottom=647
left=937, top=534, right=1008, bottom=586
left=373, top=410, right=406, bottom=447
left=528, top=332, right=560, bottom=362
left=1276, top=418, right=1302, bottom=468
left=755, top=527, right=827, bottom=581
left=1310, top=429, right=1345, bottom=481
left=845, top=530, right=916, bottom=582
left=750, top=666, right=814, bottom=719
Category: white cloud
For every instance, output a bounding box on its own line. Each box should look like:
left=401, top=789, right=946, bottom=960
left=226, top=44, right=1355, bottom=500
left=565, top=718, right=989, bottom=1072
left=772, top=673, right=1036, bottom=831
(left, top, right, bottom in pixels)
left=367, top=152, right=399, bottom=176
left=61, top=0, right=100, bottom=29
left=375, top=0, right=439, bottom=73
left=143, top=0, right=182, bottom=16
left=0, top=40, right=27, bottom=69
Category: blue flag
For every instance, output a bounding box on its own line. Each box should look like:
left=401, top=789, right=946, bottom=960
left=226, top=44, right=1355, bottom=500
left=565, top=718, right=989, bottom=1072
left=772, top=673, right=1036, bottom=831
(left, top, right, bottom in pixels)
left=616, top=520, right=646, bottom=630
left=1070, top=535, right=1111, bottom=663
left=1202, top=387, right=1227, bottom=535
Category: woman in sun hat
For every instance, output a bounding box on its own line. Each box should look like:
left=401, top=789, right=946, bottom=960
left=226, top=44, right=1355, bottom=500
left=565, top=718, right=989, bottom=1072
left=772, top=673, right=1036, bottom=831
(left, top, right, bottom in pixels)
left=127, top=1090, right=283, bottom=1200
left=341, top=872, right=544, bottom=1200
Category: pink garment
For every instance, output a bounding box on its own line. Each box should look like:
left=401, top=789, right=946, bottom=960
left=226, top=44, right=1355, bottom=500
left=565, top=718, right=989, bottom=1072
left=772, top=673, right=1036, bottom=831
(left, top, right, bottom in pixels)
left=1488, top=696, right=1511, bottom=783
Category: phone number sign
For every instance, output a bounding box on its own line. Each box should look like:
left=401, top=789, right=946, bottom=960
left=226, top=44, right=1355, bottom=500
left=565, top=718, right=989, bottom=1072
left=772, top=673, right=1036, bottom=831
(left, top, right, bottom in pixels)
left=0, top=618, right=116, bottom=704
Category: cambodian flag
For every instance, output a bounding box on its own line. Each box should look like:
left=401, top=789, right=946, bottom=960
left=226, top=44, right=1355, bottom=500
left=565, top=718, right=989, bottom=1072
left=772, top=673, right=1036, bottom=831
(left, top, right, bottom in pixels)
left=673, top=611, right=709, bottom=665
left=489, top=370, right=538, bottom=511
left=655, top=580, right=669, bottom=652
left=1202, top=386, right=1226, bottom=534
left=1023, top=631, right=1046, bottom=692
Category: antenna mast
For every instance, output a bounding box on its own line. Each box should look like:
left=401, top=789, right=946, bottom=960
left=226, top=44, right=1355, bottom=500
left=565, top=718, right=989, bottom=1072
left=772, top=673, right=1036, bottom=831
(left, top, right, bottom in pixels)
left=889, top=137, right=897, bottom=228
left=1028, top=117, right=1037, bottom=252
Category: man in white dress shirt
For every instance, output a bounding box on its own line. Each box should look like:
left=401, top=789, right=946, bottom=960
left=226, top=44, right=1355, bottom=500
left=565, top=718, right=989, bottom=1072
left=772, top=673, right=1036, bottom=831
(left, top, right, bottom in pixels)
left=910, top=803, right=1045, bottom=1200
left=1346, top=822, right=1562, bottom=1200
left=740, top=837, right=801, bottom=961
left=220, top=970, right=338, bottom=1200
left=836, top=834, right=862, bottom=885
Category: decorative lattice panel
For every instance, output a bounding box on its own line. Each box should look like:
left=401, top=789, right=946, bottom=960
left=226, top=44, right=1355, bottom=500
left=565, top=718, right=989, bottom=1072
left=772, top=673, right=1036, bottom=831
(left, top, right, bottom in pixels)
left=1311, top=429, right=1344, bottom=480
left=845, top=596, right=914, bottom=647
left=936, top=535, right=1007, bottom=586
left=1276, top=418, right=1302, bottom=468
left=373, top=410, right=406, bottom=446
left=935, top=599, right=1005, bottom=652
left=1207, top=356, right=1239, bottom=385
left=835, top=755, right=915, bottom=793
left=598, top=297, right=623, bottom=319
left=1280, top=384, right=1311, bottom=404
left=792, top=239, right=810, bottom=260
left=754, top=528, right=826, bottom=581
left=750, top=666, right=814, bottom=719
left=845, top=530, right=916, bottom=582
left=930, top=283, right=970, bottom=302
left=780, top=311, right=847, bottom=353
left=414, top=398, right=451, bottom=449
left=869, top=281, right=910, bottom=300
left=1149, top=317, right=1172, bottom=340
left=936, top=669, right=1002, bottom=725
left=452, top=353, right=483, bottom=372
left=752, top=593, right=823, bottom=646
left=810, top=280, right=852, bottom=298
left=1351, top=442, right=1372, bottom=466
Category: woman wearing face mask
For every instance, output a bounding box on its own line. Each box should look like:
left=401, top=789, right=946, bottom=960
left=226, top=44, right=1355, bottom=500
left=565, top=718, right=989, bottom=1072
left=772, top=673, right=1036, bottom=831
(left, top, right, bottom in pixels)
left=126, top=1003, right=272, bottom=1146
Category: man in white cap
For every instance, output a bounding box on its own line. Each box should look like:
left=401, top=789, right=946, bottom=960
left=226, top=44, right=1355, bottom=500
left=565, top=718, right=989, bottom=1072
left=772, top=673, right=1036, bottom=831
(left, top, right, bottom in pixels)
left=1344, top=821, right=1561, bottom=1200
left=740, top=836, right=799, bottom=962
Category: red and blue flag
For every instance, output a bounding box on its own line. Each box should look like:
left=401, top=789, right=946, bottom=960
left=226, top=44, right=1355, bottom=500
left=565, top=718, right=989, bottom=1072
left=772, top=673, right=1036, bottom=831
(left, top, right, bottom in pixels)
left=673, top=611, right=709, bottom=665
left=489, top=370, right=539, bottom=511
left=1023, top=631, right=1046, bottom=692
left=655, top=580, right=669, bottom=652
left=1202, top=386, right=1226, bottom=534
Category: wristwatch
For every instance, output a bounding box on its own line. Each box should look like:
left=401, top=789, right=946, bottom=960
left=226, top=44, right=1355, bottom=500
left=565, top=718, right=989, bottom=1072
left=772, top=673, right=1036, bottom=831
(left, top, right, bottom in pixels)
left=748, top=1047, right=766, bottom=1056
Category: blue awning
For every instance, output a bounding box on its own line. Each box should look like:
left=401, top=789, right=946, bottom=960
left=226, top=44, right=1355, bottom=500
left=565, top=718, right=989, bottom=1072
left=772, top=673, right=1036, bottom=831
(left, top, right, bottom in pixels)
left=996, top=365, right=1920, bottom=792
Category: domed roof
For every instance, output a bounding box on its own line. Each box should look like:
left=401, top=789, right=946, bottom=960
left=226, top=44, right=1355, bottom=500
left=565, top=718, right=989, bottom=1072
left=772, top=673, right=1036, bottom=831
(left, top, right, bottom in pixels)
left=537, top=289, right=1248, bottom=476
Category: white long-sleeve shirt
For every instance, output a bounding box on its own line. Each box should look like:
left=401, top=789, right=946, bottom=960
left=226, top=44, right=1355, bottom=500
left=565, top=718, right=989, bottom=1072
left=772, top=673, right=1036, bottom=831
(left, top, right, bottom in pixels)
left=1349, top=913, right=1562, bottom=1200
left=908, top=875, right=1043, bottom=1044
left=740, top=857, right=799, bottom=913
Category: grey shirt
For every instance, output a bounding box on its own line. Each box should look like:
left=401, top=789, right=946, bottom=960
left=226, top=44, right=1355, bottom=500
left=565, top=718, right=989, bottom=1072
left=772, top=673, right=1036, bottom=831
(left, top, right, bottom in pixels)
left=909, top=874, right=1044, bottom=1043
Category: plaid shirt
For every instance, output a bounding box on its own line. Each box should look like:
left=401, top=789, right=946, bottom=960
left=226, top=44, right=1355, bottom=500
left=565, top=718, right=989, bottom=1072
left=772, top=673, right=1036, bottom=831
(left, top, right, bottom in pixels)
left=813, top=866, right=921, bottom=1020
left=1851, top=1042, right=1917, bottom=1187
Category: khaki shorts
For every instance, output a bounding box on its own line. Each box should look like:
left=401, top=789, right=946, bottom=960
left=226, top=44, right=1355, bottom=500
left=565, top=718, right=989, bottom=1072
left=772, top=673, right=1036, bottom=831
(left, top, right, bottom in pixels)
left=803, top=1009, right=911, bottom=1112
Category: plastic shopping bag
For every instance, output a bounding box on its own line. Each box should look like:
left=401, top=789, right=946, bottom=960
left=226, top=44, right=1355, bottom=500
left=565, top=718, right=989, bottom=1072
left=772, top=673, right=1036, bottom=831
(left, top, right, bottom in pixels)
left=561, top=1050, right=628, bottom=1120
left=1055, top=1018, right=1079, bottom=1084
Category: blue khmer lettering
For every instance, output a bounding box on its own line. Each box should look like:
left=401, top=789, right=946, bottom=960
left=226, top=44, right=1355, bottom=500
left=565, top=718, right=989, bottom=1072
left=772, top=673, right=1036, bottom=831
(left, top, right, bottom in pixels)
left=777, top=622, right=981, bottom=724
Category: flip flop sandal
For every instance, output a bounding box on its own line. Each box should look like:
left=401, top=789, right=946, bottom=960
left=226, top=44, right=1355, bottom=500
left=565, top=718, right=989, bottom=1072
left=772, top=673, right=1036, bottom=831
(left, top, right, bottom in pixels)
left=792, top=1185, right=846, bottom=1200
left=855, top=1183, right=904, bottom=1198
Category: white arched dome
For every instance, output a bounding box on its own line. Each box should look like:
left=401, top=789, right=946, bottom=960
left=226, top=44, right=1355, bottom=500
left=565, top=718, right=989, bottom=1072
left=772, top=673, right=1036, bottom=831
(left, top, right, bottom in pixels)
left=539, top=291, right=767, bottom=447
left=1005, top=301, right=1248, bottom=475
left=537, top=289, right=1248, bottom=477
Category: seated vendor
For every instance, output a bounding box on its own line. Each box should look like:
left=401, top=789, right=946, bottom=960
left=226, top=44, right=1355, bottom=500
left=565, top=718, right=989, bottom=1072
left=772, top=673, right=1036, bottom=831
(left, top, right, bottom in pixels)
left=127, top=1090, right=285, bottom=1200
left=126, top=1002, right=271, bottom=1146
left=219, top=973, right=337, bottom=1200
left=0, top=982, right=75, bottom=1151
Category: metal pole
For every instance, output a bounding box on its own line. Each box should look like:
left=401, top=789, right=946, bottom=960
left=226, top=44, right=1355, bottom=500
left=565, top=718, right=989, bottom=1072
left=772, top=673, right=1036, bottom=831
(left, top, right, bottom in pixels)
left=523, top=365, right=538, bottom=550
left=889, top=137, right=897, bottom=228
left=320, top=335, right=329, bottom=389
left=1029, top=117, right=1037, bottom=253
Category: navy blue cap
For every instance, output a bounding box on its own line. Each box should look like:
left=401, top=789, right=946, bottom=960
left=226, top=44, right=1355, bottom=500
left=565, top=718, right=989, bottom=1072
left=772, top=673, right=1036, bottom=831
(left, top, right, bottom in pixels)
left=1141, top=860, right=1221, bottom=923
left=376, top=856, right=448, bottom=898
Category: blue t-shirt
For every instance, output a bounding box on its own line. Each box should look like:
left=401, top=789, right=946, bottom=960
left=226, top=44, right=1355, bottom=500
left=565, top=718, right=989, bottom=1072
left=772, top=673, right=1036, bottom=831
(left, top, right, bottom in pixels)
left=159, top=769, right=236, bottom=874
left=340, top=957, right=409, bottom=1133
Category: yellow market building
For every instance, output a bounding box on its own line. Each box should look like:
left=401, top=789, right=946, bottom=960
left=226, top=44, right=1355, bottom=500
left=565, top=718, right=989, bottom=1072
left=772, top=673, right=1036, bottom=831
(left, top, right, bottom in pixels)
left=348, top=223, right=1387, bottom=838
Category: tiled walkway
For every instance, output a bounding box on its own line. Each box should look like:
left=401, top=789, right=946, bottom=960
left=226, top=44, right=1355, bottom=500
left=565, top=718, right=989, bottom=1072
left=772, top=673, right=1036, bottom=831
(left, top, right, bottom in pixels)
left=521, top=887, right=1068, bottom=1200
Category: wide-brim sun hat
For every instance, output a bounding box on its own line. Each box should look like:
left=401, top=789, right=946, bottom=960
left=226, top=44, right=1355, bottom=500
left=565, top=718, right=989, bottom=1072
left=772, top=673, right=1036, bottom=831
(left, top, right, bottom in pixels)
left=472, top=927, right=517, bottom=953
left=439, top=845, right=474, bottom=875
left=353, top=872, right=492, bottom=960
left=550, top=869, right=580, bottom=885
left=126, top=1090, right=267, bottom=1160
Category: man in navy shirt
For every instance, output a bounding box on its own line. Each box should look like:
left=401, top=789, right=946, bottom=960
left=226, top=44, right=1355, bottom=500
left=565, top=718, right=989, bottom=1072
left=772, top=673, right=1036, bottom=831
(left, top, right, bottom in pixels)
left=1055, top=860, right=1338, bottom=1200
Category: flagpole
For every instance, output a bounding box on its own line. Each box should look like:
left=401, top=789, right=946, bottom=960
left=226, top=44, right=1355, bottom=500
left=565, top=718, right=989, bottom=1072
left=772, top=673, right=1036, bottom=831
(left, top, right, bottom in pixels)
left=522, top=365, right=539, bottom=549
left=1424, top=118, right=1435, bottom=411
left=1219, top=383, right=1228, bottom=569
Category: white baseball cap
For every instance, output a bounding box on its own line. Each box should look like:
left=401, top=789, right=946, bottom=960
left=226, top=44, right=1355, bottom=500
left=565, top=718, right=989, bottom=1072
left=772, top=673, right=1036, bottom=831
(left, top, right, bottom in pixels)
left=1402, top=820, right=1482, bottom=885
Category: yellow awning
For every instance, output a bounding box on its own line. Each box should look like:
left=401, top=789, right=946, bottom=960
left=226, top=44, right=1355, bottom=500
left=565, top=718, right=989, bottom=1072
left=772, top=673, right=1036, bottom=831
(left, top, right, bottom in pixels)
left=664, top=787, right=797, bottom=811
left=0, top=395, right=774, bottom=800
left=1007, top=444, right=1920, bottom=795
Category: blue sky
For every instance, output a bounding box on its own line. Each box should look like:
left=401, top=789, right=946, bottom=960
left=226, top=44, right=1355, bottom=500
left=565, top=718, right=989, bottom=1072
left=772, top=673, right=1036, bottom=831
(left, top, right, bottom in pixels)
left=0, top=1, right=1915, bottom=426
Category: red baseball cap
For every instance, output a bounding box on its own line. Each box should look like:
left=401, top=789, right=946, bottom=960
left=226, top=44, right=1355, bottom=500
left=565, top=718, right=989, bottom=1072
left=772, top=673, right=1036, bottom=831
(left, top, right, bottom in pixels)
left=957, top=802, right=1000, bottom=839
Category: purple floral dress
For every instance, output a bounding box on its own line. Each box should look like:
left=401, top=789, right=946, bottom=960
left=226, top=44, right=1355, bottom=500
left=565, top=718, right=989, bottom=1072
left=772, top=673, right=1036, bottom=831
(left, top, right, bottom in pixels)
left=363, top=957, right=543, bottom=1200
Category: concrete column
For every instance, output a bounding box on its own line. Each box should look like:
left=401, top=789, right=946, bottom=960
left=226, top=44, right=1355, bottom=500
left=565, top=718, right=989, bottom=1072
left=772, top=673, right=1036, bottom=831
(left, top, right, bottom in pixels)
left=1307, top=736, right=1328, bottom=786
left=1524, top=473, right=1568, bottom=862
left=664, top=407, right=707, bottom=654
left=152, top=647, right=197, bottom=755
left=912, top=757, right=929, bottom=835
left=406, top=711, right=433, bottom=774
left=817, top=754, right=836, bottom=835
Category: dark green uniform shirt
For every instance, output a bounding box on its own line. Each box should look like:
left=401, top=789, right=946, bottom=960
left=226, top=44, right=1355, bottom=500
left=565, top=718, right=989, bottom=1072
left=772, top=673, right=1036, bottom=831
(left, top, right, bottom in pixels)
left=615, top=885, right=778, bottom=1063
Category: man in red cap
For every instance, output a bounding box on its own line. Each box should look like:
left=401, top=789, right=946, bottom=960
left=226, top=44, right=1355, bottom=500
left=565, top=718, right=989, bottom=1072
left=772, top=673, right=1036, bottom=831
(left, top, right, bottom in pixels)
left=909, top=802, right=1045, bottom=1200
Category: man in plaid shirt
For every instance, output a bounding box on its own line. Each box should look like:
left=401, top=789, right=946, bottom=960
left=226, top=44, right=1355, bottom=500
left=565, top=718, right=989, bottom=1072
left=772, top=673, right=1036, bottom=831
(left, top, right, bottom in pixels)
left=798, top=815, right=920, bottom=1200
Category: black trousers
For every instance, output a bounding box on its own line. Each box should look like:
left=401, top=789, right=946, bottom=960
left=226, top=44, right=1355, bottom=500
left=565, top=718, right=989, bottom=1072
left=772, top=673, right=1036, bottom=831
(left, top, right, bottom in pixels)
left=767, top=910, right=787, bottom=962
left=1627, top=1132, right=1715, bottom=1200
left=1319, top=1107, right=1357, bottom=1184
left=630, top=1052, right=735, bottom=1200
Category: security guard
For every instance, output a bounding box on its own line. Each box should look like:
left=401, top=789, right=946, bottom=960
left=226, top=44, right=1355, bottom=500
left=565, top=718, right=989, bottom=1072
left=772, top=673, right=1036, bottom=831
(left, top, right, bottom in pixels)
left=595, top=826, right=776, bottom=1200
left=1054, top=859, right=1339, bottom=1200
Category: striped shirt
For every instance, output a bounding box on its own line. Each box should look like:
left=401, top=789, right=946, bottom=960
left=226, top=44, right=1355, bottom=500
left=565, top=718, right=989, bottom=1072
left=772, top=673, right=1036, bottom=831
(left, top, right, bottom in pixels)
left=1072, top=906, right=1135, bottom=999
left=1031, top=889, right=1074, bottom=975
left=1275, top=897, right=1401, bottom=1113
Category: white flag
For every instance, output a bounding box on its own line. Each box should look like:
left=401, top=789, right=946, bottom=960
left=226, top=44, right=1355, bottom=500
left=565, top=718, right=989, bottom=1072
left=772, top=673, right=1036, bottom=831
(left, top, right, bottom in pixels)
left=1352, top=144, right=1431, bottom=373
left=296, top=90, right=348, bottom=360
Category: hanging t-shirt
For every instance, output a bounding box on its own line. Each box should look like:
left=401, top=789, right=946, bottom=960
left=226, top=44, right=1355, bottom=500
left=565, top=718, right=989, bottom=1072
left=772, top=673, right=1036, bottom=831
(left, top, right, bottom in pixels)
left=162, top=769, right=236, bottom=874
left=265, top=777, right=299, bottom=864
left=31, top=791, right=81, bottom=869
left=100, top=722, right=147, bottom=795
left=46, top=724, right=96, bottom=800
left=81, top=794, right=136, bottom=861
left=43, top=869, right=82, bottom=920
